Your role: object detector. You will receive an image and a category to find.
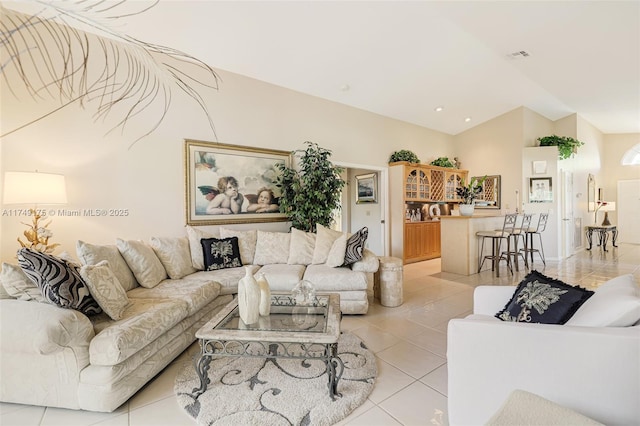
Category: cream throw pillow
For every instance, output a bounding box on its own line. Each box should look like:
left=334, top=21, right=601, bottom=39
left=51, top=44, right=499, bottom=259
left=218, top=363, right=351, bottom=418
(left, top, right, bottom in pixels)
left=1, top=262, right=45, bottom=302
left=116, top=239, right=167, bottom=288
left=185, top=225, right=220, bottom=270
left=326, top=234, right=348, bottom=267
left=79, top=261, right=130, bottom=320
left=76, top=240, right=138, bottom=291
left=150, top=236, right=197, bottom=279
left=312, top=224, right=344, bottom=264
left=253, top=231, right=291, bottom=265
left=220, top=228, right=257, bottom=265
left=287, top=228, right=317, bottom=265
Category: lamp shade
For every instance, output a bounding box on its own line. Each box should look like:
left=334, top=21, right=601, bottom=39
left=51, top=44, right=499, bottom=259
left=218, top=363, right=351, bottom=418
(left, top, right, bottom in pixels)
left=600, top=201, right=616, bottom=212
left=3, top=171, right=67, bottom=205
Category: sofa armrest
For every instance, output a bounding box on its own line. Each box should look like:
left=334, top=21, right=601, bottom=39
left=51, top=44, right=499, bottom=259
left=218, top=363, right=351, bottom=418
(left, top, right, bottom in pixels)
left=473, top=285, right=517, bottom=315
left=447, top=317, right=640, bottom=426
left=350, top=249, right=379, bottom=273
left=0, top=299, right=95, bottom=355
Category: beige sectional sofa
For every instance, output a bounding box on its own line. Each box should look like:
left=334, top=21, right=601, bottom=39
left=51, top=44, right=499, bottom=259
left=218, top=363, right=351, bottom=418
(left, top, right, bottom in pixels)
left=0, top=224, right=378, bottom=412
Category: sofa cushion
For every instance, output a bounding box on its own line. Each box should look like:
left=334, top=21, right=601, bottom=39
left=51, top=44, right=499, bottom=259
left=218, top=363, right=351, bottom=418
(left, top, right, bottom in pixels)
left=201, top=237, right=243, bottom=271
left=17, top=248, right=102, bottom=316
left=287, top=228, right=316, bottom=265
left=189, top=265, right=261, bottom=295
left=566, top=274, right=640, bottom=327
left=1, top=262, right=45, bottom=302
left=149, top=236, right=197, bottom=279
left=76, top=240, right=138, bottom=291
left=303, top=264, right=368, bottom=291
left=185, top=225, right=220, bottom=270
left=127, top=278, right=221, bottom=316
left=253, top=231, right=291, bottom=265
left=79, top=261, right=130, bottom=321
left=116, top=239, right=167, bottom=289
left=326, top=234, right=348, bottom=267
left=343, top=226, right=369, bottom=265
left=255, top=264, right=306, bottom=291
left=495, top=270, right=594, bottom=324
left=312, top=224, right=344, bottom=264
left=220, top=228, right=257, bottom=265
left=89, top=297, right=189, bottom=366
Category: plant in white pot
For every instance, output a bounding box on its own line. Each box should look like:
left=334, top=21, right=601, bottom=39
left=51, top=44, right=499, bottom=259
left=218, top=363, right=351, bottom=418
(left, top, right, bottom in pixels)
left=456, top=176, right=486, bottom=216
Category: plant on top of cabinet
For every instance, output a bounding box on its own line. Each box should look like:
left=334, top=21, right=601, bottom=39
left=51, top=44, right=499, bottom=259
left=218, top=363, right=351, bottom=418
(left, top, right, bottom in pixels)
left=537, top=135, right=585, bottom=160
left=389, top=150, right=420, bottom=164
left=430, top=157, right=455, bottom=168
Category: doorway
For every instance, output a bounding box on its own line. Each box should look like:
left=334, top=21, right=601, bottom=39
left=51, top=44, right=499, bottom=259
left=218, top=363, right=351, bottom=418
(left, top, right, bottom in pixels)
left=617, top=180, right=640, bottom=244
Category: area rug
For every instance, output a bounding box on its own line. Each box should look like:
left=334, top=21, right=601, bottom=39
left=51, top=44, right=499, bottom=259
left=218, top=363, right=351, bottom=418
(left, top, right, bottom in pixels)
left=174, top=332, right=376, bottom=426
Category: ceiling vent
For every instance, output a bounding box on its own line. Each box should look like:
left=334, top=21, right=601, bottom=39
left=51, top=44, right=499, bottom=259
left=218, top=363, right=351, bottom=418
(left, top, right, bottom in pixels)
left=509, top=50, right=531, bottom=59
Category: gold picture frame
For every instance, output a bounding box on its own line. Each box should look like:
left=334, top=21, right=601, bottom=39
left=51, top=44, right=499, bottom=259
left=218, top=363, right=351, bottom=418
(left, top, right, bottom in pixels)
left=185, top=139, right=291, bottom=225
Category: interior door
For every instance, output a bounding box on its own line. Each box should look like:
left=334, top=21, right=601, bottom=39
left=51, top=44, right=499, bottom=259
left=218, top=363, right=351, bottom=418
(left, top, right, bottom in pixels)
left=618, top=180, right=640, bottom=243
left=561, top=170, right=574, bottom=258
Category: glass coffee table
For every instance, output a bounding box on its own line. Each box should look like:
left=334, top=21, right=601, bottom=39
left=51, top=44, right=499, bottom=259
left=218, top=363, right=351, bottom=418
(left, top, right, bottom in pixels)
left=193, top=292, right=343, bottom=400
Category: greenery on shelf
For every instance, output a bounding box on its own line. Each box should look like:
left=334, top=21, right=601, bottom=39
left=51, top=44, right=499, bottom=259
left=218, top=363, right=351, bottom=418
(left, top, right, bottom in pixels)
left=456, top=175, right=487, bottom=204
left=275, top=141, right=346, bottom=232
left=389, top=150, right=420, bottom=164
left=537, top=135, right=585, bottom=160
left=430, top=157, right=455, bottom=168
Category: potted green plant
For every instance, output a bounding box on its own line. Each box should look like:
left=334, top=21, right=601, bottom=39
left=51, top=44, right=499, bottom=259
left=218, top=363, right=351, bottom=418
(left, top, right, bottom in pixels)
left=456, top=176, right=486, bottom=216
left=537, top=135, right=585, bottom=160
left=275, top=141, right=346, bottom=232
left=430, top=157, right=455, bottom=168
left=389, top=150, right=420, bottom=164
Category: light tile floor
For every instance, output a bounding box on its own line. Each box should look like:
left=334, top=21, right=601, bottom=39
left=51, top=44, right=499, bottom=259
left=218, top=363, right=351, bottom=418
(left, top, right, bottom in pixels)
left=2, top=243, right=638, bottom=426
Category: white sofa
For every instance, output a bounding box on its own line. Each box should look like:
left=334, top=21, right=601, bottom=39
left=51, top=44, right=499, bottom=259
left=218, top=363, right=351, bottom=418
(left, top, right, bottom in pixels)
left=0, top=224, right=378, bottom=412
left=447, top=275, right=640, bottom=426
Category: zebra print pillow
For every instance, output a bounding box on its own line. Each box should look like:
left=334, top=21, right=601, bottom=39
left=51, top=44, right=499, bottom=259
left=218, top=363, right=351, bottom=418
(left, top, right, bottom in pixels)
left=17, top=248, right=102, bottom=316
left=343, top=227, right=368, bottom=266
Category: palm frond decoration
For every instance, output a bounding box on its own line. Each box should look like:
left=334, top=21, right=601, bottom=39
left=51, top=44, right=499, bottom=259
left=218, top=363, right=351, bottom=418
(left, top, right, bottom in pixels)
left=0, top=0, right=220, bottom=145
left=515, top=280, right=567, bottom=315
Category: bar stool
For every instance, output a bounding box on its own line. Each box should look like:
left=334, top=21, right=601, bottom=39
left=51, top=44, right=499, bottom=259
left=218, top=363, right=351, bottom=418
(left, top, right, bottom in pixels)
left=500, top=213, right=533, bottom=271
left=476, top=213, right=518, bottom=277
left=520, top=213, right=549, bottom=266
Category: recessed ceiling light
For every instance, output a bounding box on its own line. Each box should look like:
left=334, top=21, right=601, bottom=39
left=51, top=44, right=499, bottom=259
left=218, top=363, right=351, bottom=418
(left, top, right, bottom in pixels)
left=464, top=117, right=472, bottom=122
left=434, top=106, right=444, bottom=112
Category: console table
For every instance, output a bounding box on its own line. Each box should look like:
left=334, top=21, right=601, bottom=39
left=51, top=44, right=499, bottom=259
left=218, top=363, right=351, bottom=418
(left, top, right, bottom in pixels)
left=585, top=225, right=618, bottom=251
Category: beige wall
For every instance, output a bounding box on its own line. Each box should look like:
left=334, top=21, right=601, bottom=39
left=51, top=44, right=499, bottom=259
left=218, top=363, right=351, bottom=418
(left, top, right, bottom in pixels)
left=601, top=133, right=640, bottom=224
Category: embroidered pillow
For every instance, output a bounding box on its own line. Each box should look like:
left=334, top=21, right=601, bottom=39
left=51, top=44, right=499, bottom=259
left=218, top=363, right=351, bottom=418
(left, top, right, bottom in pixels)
left=76, top=240, right=138, bottom=291
left=312, top=224, right=344, bottom=265
left=495, top=270, right=594, bottom=325
left=185, top=225, right=220, bottom=270
left=0, top=262, right=46, bottom=302
left=343, top=226, right=369, bottom=265
left=287, top=228, right=317, bottom=265
left=17, top=248, right=102, bottom=315
left=79, top=261, right=130, bottom=320
left=116, top=239, right=167, bottom=289
left=253, top=231, right=291, bottom=265
left=150, top=236, right=197, bottom=279
left=220, top=228, right=257, bottom=265
left=201, top=237, right=243, bottom=271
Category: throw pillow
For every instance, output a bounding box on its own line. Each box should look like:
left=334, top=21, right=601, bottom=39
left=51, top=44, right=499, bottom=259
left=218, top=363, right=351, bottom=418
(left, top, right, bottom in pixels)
left=343, top=226, right=369, bottom=265
left=185, top=225, right=220, bottom=270
left=200, top=237, right=243, bottom=271
left=565, top=274, right=640, bottom=327
left=287, top=227, right=317, bottom=265
left=79, top=260, right=130, bottom=320
left=116, top=239, right=167, bottom=288
left=495, top=270, right=594, bottom=325
left=326, top=234, right=348, bottom=267
left=17, top=248, right=102, bottom=315
left=1, top=262, right=45, bottom=302
left=253, top=231, right=291, bottom=265
left=150, top=236, right=197, bottom=279
left=312, top=224, right=344, bottom=265
left=220, top=228, right=257, bottom=265
left=76, top=240, right=138, bottom=291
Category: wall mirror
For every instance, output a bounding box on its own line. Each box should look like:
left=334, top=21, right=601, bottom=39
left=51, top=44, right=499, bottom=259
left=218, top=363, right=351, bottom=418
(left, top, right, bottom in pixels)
left=473, top=175, right=501, bottom=209
left=587, top=174, right=595, bottom=211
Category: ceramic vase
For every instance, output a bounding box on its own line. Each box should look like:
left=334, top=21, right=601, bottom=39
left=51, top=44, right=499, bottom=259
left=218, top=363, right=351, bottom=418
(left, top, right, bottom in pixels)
left=459, top=204, right=475, bottom=216
left=238, top=266, right=260, bottom=325
left=256, top=273, right=271, bottom=316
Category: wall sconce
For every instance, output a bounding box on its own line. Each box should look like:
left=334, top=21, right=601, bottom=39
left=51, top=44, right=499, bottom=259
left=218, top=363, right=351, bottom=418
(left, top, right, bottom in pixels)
left=3, top=171, right=68, bottom=253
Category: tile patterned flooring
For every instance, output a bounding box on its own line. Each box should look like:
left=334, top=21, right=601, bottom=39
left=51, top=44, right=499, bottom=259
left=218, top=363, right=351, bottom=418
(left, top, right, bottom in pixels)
left=2, top=243, right=638, bottom=426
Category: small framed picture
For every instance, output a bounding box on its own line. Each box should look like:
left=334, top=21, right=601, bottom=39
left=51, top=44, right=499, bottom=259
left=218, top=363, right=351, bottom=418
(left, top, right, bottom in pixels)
left=355, top=173, right=377, bottom=204
left=529, top=177, right=553, bottom=203
left=532, top=160, right=547, bottom=174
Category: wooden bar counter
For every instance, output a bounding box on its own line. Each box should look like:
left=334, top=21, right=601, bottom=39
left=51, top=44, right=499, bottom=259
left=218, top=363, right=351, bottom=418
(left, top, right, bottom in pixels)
left=440, top=214, right=505, bottom=275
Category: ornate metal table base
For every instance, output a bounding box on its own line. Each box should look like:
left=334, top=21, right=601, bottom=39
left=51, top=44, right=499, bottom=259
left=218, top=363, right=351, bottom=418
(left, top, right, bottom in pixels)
left=192, top=339, right=344, bottom=400
left=586, top=225, right=618, bottom=252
